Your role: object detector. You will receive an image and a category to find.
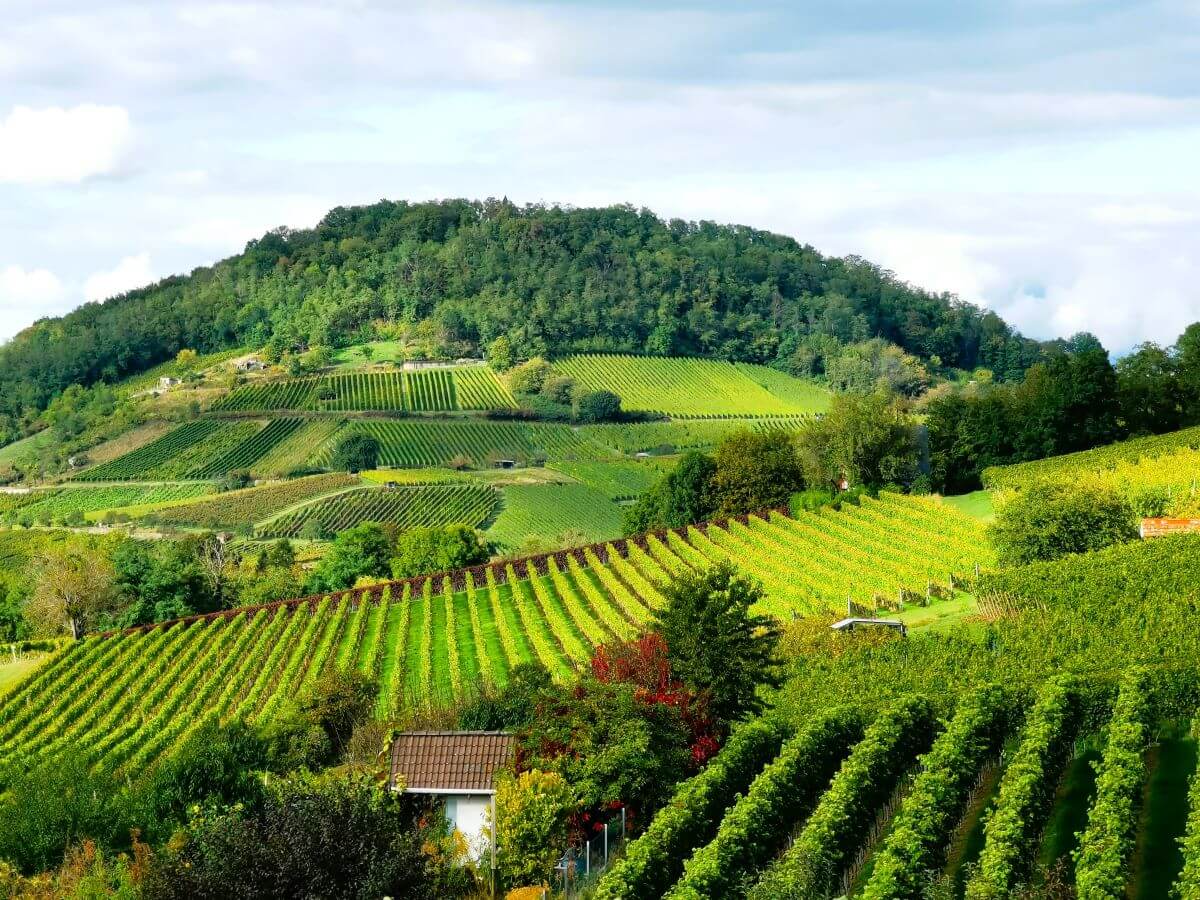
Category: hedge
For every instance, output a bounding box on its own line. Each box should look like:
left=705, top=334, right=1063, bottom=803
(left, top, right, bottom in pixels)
left=861, top=683, right=1012, bottom=900
left=665, top=707, right=864, bottom=899
left=748, top=695, right=938, bottom=900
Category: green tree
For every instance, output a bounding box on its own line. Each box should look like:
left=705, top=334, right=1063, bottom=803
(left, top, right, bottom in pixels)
left=1116, top=342, right=1182, bottom=436
left=390, top=524, right=489, bottom=579
left=573, top=389, right=622, bottom=423
left=26, top=544, right=119, bottom=639
left=311, top=522, right=393, bottom=591
left=507, top=357, right=552, bottom=396
left=624, top=451, right=717, bottom=534
left=652, top=562, right=780, bottom=725
left=988, top=482, right=1138, bottom=566
left=796, top=392, right=917, bottom=490
left=145, top=774, right=449, bottom=900
left=712, top=430, right=804, bottom=515
left=487, top=335, right=515, bottom=371
left=330, top=434, right=380, bottom=473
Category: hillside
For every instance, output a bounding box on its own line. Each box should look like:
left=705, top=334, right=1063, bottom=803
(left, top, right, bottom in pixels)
left=0, top=493, right=987, bottom=782
left=0, top=199, right=1051, bottom=438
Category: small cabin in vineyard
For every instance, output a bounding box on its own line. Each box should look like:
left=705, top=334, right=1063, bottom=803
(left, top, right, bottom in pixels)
left=388, top=731, right=515, bottom=861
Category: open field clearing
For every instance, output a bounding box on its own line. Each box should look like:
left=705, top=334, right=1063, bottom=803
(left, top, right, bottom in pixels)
left=0, top=484, right=214, bottom=524
left=547, top=459, right=670, bottom=500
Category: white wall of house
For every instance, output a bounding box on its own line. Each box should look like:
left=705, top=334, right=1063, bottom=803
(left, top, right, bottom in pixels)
left=443, top=794, right=494, bottom=860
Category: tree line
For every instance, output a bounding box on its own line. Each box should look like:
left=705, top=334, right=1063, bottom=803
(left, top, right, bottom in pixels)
left=0, top=198, right=1053, bottom=443
left=926, top=324, right=1200, bottom=492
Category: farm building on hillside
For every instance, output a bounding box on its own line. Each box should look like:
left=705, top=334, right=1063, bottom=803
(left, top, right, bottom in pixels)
left=1141, top=518, right=1200, bottom=538
left=388, top=731, right=515, bottom=861
left=158, top=376, right=180, bottom=390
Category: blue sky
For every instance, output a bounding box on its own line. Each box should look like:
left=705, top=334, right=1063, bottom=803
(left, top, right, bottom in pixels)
left=1, top=0, right=1197, bottom=352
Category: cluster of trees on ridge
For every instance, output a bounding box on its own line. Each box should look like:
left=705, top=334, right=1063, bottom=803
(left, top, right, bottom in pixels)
left=926, top=323, right=1200, bottom=491
left=0, top=198, right=1051, bottom=442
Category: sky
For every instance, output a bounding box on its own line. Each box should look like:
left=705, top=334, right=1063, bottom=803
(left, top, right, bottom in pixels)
left=0, top=0, right=1198, bottom=354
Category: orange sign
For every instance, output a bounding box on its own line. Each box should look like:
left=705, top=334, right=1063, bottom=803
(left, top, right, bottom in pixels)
left=1141, top=518, right=1200, bottom=538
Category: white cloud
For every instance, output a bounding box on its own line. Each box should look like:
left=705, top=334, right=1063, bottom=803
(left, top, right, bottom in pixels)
left=0, top=104, right=131, bottom=184
left=0, top=264, right=69, bottom=339
left=83, top=252, right=154, bottom=302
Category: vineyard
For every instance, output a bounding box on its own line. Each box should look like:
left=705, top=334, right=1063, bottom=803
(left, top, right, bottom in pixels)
left=486, top=483, right=626, bottom=548
left=152, top=474, right=361, bottom=529
left=332, top=419, right=606, bottom=468
left=0, top=494, right=986, bottom=782
left=210, top=367, right=516, bottom=413
left=983, top=424, right=1200, bottom=492
left=0, top=483, right=214, bottom=524
left=579, top=416, right=811, bottom=455
left=552, top=354, right=829, bottom=418
left=256, top=484, right=500, bottom=538
left=546, top=460, right=668, bottom=500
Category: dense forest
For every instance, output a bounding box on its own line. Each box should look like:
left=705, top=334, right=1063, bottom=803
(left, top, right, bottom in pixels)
left=0, top=199, right=1050, bottom=434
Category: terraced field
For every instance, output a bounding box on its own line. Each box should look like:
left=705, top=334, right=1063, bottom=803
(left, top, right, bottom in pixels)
left=580, top=416, right=811, bottom=455
left=334, top=419, right=606, bottom=468
left=73, top=420, right=227, bottom=481
left=553, top=354, right=829, bottom=418
left=153, top=474, right=361, bottom=529
left=0, top=494, right=988, bottom=781
left=547, top=459, right=669, bottom=500
left=983, top=424, right=1200, bottom=514
left=257, top=484, right=500, bottom=538
left=0, top=484, right=214, bottom=523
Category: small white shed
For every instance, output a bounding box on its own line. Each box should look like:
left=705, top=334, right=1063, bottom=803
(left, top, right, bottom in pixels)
left=388, top=730, right=515, bottom=861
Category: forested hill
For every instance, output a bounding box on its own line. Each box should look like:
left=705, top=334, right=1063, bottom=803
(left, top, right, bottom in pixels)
left=0, top=199, right=1048, bottom=423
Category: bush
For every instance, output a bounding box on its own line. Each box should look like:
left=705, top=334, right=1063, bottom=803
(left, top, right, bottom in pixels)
left=309, top=522, right=392, bottom=591
left=989, top=482, right=1138, bottom=566
left=390, top=524, right=489, bottom=579
left=491, top=770, right=573, bottom=892
left=573, top=389, right=621, bottom=423
left=330, top=434, right=380, bottom=473
left=507, top=357, right=551, bottom=396
left=145, top=773, right=451, bottom=900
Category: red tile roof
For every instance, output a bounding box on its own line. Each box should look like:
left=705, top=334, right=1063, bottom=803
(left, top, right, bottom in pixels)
left=389, top=731, right=515, bottom=794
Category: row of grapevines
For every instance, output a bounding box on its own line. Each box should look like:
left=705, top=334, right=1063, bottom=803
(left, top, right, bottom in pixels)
left=666, top=708, right=864, bottom=899
left=748, top=695, right=938, bottom=900
left=1174, top=711, right=1200, bottom=899
left=966, top=677, right=1083, bottom=899
left=1074, top=667, right=1153, bottom=899
left=593, top=718, right=789, bottom=900
left=861, top=684, right=1012, bottom=900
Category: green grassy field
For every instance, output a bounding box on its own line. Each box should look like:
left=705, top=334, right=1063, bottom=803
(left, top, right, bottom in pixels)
left=546, top=459, right=669, bottom=500
left=942, top=489, right=994, bottom=521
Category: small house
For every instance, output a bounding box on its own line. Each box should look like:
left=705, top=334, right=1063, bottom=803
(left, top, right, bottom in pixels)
left=158, top=376, right=180, bottom=390
left=388, top=731, right=515, bottom=861
left=494, top=459, right=516, bottom=470
left=635, top=451, right=651, bottom=459
left=384, top=481, right=399, bottom=491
